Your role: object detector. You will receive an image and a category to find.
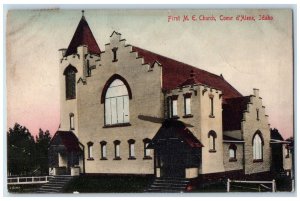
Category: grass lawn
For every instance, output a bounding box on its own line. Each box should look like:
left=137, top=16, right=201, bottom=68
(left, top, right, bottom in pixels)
left=63, top=175, right=154, bottom=193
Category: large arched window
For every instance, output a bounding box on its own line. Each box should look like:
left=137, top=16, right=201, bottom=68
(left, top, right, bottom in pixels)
left=64, top=65, right=77, bottom=100
left=103, top=77, right=131, bottom=125
left=253, top=132, right=264, bottom=161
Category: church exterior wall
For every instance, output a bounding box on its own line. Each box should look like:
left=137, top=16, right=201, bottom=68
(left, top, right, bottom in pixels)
left=76, top=33, right=163, bottom=174
left=242, top=89, right=271, bottom=175
left=55, top=15, right=276, bottom=179
left=223, top=143, right=243, bottom=172
left=166, top=85, right=225, bottom=175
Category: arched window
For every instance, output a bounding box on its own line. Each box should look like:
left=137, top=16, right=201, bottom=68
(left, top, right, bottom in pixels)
left=128, top=139, right=136, bottom=160
left=143, top=138, right=152, bottom=159
left=229, top=144, right=237, bottom=162
left=113, top=140, right=121, bottom=160
left=100, top=141, right=107, bottom=160
left=208, top=130, right=217, bottom=152
left=64, top=65, right=77, bottom=100
left=252, top=132, right=264, bottom=161
left=103, top=78, right=131, bottom=126
left=87, top=141, right=94, bottom=160
left=69, top=113, right=75, bottom=130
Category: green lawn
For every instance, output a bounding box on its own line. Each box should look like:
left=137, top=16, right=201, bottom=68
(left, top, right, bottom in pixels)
left=63, top=175, right=154, bottom=193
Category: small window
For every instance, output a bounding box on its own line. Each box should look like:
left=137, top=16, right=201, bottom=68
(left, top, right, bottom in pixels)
left=143, top=138, right=152, bottom=159
left=209, top=95, right=214, bottom=118
left=128, top=139, right=136, bottom=160
left=112, top=47, right=118, bottom=62
left=69, top=113, right=75, bottom=130
left=256, top=108, right=259, bottom=121
left=168, top=95, right=178, bottom=118
left=185, top=98, right=191, bottom=115
left=184, top=93, right=192, bottom=116
left=100, top=141, right=107, bottom=160
left=87, top=142, right=94, bottom=160
left=172, top=100, right=178, bottom=116
left=208, top=130, right=217, bottom=152
left=87, top=60, right=91, bottom=77
left=229, top=144, right=237, bottom=162
left=114, top=140, right=121, bottom=160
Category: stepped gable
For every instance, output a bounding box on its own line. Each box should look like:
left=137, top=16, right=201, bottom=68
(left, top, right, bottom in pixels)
left=65, top=14, right=101, bottom=57
left=222, top=96, right=250, bottom=131
left=132, top=46, right=242, bottom=100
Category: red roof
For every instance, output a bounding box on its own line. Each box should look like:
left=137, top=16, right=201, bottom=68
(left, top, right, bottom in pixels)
left=222, top=96, right=250, bottom=131
left=132, top=46, right=242, bottom=100
left=65, top=16, right=101, bottom=57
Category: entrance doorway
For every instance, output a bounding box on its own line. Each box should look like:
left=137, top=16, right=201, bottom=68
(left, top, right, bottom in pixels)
left=159, top=140, right=186, bottom=178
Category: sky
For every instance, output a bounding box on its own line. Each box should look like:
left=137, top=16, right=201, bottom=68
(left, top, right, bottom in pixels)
left=6, top=9, right=293, bottom=139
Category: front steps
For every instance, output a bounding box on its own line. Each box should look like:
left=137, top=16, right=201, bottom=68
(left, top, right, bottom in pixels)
left=36, top=175, right=74, bottom=193
left=147, top=177, right=190, bottom=193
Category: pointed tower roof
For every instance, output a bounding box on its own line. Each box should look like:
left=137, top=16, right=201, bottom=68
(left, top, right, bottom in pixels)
left=65, top=11, right=101, bottom=57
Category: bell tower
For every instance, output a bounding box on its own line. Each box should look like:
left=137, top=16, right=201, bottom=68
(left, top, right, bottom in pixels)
left=58, top=11, right=101, bottom=135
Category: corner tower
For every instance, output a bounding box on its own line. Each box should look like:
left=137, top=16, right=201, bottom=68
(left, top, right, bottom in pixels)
left=58, top=11, right=101, bottom=135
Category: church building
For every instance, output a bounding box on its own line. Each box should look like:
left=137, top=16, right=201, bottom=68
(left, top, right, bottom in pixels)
left=48, top=12, right=291, bottom=182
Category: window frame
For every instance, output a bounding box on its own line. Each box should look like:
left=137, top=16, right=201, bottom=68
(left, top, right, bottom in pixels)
left=252, top=131, right=264, bottom=162
left=113, top=140, right=121, bottom=160
left=63, top=65, right=77, bottom=100
left=112, top=47, right=118, bottom=62
left=87, top=141, right=94, bottom=160
left=168, top=95, right=179, bottom=119
left=209, top=94, right=215, bottom=118
left=128, top=139, right=136, bottom=160
left=69, top=113, right=75, bottom=130
left=101, top=75, right=133, bottom=128
left=183, top=93, right=193, bottom=118
left=229, top=144, right=237, bottom=162
left=208, top=130, right=217, bottom=152
left=143, top=138, right=152, bottom=160
left=100, top=141, right=107, bottom=160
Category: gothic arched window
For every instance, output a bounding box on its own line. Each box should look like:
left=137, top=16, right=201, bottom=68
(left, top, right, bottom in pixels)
left=252, top=131, right=264, bottom=161
left=64, top=65, right=77, bottom=100
left=102, top=75, right=132, bottom=126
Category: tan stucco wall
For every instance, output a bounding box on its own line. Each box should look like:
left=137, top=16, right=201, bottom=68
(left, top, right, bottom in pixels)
left=242, top=89, right=271, bottom=174
left=223, top=143, right=243, bottom=172
left=167, top=85, right=225, bottom=174
left=185, top=168, right=198, bottom=178
left=73, top=33, right=163, bottom=174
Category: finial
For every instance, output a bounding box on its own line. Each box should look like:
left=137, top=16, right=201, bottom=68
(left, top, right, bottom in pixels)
left=190, top=70, right=195, bottom=78
left=82, top=10, right=85, bottom=17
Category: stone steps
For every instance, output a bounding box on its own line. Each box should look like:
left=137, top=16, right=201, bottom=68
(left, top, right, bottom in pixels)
left=147, top=177, right=190, bottom=193
left=36, top=175, right=74, bottom=193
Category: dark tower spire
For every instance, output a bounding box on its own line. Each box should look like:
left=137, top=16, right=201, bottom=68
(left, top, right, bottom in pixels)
left=64, top=11, right=101, bottom=57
